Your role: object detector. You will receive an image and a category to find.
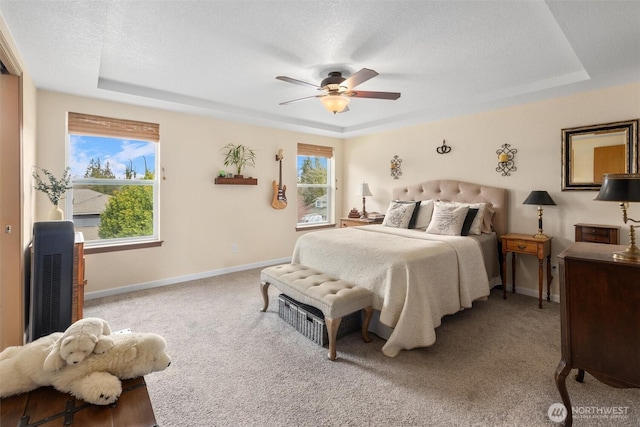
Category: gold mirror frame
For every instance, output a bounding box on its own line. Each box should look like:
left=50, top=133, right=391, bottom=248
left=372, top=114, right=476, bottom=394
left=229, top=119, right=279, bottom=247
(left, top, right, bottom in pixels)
left=561, top=119, right=639, bottom=191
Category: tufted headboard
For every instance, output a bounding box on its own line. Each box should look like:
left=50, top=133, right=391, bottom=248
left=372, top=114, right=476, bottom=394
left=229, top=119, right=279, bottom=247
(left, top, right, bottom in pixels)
left=391, top=180, right=508, bottom=238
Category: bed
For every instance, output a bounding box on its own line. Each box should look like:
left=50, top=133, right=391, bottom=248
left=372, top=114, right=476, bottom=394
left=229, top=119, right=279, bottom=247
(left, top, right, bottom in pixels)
left=292, top=179, right=508, bottom=357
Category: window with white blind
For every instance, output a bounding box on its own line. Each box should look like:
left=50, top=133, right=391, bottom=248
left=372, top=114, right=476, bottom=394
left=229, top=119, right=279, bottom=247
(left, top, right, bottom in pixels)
left=66, top=112, right=160, bottom=249
left=296, top=143, right=334, bottom=226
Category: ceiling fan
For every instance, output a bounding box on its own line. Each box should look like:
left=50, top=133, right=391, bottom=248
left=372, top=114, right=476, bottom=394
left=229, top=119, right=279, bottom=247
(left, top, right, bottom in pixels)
left=276, top=68, right=401, bottom=114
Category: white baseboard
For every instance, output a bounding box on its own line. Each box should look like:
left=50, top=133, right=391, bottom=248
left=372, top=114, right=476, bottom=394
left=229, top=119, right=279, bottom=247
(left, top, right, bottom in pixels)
left=503, top=284, right=560, bottom=303
left=85, top=257, right=292, bottom=300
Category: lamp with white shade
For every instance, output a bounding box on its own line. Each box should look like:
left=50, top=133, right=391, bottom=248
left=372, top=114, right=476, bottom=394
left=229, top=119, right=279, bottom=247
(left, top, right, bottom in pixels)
left=594, top=173, right=640, bottom=262
left=355, top=183, right=373, bottom=219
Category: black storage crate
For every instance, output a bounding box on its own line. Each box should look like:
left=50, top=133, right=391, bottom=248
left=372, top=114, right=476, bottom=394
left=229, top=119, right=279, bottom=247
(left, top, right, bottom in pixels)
left=278, top=293, right=361, bottom=347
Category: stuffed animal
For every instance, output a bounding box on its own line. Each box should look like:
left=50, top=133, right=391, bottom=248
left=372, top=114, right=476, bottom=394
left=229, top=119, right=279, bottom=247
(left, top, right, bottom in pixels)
left=43, top=317, right=115, bottom=372
left=0, top=331, right=171, bottom=405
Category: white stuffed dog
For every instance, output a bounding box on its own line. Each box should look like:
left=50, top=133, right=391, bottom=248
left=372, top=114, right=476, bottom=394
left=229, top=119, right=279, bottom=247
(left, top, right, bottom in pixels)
left=0, top=331, right=171, bottom=405
left=43, top=317, right=115, bottom=372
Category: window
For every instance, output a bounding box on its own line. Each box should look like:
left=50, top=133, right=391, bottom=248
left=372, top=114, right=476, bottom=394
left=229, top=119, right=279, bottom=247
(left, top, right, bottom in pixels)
left=66, top=113, right=160, bottom=248
left=296, top=143, right=333, bottom=226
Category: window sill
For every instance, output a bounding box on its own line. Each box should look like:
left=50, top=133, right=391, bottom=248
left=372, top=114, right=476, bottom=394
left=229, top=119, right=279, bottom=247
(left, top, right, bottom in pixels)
left=84, top=240, right=163, bottom=254
left=295, top=223, right=336, bottom=232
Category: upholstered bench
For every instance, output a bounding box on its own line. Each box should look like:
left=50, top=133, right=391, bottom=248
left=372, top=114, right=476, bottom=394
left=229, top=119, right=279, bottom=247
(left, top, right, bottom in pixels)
left=260, top=263, right=373, bottom=360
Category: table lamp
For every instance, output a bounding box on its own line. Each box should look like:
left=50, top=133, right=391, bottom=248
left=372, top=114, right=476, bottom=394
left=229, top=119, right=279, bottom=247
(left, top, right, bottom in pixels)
left=594, top=173, right=640, bottom=262
left=523, top=190, right=556, bottom=238
left=355, top=182, right=373, bottom=219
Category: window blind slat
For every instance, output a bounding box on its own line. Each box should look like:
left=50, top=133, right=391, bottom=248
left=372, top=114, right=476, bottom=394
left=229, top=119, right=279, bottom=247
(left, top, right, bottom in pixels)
left=297, top=143, right=333, bottom=158
left=68, top=112, right=159, bottom=142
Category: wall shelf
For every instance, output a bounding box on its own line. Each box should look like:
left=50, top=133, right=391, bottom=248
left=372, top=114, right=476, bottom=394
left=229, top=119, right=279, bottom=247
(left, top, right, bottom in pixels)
left=214, top=177, right=258, bottom=185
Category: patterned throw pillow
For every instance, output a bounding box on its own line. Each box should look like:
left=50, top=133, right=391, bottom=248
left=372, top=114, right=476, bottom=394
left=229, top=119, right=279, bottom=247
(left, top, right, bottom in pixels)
left=426, top=203, right=470, bottom=235
left=382, top=201, right=419, bottom=228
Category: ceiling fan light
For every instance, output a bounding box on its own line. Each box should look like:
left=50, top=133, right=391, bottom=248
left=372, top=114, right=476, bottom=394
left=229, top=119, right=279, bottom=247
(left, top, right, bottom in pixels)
left=321, top=95, right=350, bottom=114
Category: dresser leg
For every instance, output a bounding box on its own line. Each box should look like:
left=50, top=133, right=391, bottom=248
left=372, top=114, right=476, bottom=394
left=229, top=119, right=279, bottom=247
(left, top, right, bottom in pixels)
left=575, top=369, right=585, bottom=383
left=554, top=360, right=573, bottom=427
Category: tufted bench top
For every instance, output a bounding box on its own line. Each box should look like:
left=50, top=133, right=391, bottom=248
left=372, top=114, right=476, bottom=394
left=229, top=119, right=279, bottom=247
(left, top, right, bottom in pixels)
left=260, top=263, right=372, bottom=320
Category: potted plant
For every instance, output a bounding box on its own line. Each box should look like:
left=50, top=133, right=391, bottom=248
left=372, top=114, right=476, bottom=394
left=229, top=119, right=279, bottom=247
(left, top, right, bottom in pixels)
left=33, top=166, right=72, bottom=220
left=222, top=143, right=256, bottom=178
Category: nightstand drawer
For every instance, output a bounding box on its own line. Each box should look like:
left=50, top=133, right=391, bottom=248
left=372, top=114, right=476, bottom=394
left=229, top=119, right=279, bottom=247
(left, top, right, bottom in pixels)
left=505, top=239, right=537, bottom=254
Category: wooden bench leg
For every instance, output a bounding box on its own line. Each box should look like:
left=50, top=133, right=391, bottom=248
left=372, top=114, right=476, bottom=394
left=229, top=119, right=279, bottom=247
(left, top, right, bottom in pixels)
left=325, top=316, right=342, bottom=361
left=260, top=282, right=270, bottom=312
left=362, top=306, right=373, bottom=343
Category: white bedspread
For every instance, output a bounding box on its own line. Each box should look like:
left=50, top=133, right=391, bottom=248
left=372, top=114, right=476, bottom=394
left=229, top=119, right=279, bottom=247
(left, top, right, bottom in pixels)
left=291, top=225, right=490, bottom=357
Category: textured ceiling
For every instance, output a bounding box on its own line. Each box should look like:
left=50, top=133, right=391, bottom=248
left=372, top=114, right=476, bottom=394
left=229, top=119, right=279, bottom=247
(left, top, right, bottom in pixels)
left=1, top=1, right=639, bottom=137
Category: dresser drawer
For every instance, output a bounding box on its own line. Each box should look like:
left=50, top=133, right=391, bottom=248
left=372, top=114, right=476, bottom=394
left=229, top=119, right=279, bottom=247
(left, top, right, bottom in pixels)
left=505, top=239, right=538, bottom=254
left=579, top=227, right=609, bottom=237
left=579, top=233, right=611, bottom=243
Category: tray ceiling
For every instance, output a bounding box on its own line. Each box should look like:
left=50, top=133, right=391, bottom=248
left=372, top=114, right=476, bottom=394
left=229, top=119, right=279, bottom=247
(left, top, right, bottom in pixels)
left=1, top=1, right=639, bottom=137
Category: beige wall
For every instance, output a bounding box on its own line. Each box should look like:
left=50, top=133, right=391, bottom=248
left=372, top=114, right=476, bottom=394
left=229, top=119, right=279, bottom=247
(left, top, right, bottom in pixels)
left=33, top=82, right=640, bottom=300
left=345, top=82, right=640, bottom=300
left=35, top=91, right=343, bottom=295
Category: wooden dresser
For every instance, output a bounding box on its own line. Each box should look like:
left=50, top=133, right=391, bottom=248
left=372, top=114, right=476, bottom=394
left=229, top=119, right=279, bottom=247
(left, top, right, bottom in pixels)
left=555, top=242, right=639, bottom=427
left=72, top=232, right=86, bottom=323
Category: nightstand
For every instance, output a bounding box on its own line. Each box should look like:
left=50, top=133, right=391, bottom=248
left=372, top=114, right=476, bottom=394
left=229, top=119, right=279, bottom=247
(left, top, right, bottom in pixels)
left=574, top=223, right=620, bottom=244
left=340, top=217, right=383, bottom=228
left=501, top=233, right=553, bottom=309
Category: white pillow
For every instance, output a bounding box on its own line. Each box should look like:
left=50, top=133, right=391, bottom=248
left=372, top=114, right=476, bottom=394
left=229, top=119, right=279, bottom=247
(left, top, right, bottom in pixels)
left=467, top=203, right=486, bottom=235
left=482, top=206, right=496, bottom=233
left=382, top=201, right=418, bottom=228
left=436, top=201, right=486, bottom=235
left=413, top=200, right=434, bottom=229
left=426, top=203, right=470, bottom=236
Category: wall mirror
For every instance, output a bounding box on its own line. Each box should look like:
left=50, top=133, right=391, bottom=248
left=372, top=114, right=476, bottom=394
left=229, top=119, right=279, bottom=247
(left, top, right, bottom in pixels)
left=561, top=119, right=638, bottom=190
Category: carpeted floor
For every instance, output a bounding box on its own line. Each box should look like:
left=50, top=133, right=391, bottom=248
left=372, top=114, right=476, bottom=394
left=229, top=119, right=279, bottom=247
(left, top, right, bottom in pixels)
left=85, top=268, right=639, bottom=426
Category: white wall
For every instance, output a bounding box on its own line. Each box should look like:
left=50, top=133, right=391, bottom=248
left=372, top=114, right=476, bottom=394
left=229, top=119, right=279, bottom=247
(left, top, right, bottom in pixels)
left=35, top=91, right=343, bottom=294
left=344, top=82, right=640, bottom=299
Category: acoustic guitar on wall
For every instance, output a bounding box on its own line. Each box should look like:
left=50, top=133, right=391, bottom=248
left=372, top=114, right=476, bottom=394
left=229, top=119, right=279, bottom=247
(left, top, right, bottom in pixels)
left=272, top=150, right=287, bottom=209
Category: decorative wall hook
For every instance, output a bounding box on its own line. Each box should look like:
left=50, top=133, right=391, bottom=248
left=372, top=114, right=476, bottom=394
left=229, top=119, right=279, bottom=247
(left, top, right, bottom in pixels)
left=436, top=139, right=451, bottom=155
left=496, top=143, right=517, bottom=176
left=390, top=155, right=402, bottom=179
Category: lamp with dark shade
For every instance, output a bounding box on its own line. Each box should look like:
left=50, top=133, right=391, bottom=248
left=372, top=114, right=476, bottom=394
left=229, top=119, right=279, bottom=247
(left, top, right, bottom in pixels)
left=594, top=173, right=640, bottom=262
left=355, top=182, right=373, bottom=219
left=523, top=190, right=556, bottom=239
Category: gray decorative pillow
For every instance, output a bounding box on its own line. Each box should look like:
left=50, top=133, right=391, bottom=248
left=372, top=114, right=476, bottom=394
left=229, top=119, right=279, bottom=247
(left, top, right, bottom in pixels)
left=426, top=203, right=470, bottom=235
left=382, top=201, right=418, bottom=228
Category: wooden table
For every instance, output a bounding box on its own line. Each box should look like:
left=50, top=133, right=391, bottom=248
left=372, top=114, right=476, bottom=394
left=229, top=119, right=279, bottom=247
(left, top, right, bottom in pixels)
left=0, top=377, right=157, bottom=426
left=501, top=233, right=553, bottom=309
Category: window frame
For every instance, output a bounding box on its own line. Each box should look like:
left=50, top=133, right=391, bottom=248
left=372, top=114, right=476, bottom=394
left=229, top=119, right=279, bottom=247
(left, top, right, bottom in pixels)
left=66, top=113, right=161, bottom=251
left=296, top=143, right=335, bottom=229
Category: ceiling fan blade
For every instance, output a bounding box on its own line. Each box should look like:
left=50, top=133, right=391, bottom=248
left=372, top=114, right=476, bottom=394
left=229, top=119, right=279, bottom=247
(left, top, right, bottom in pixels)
left=338, top=105, right=350, bottom=113
left=341, top=68, right=378, bottom=90
left=276, top=75, right=320, bottom=89
left=348, top=90, right=401, bottom=100
left=279, top=94, right=323, bottom=105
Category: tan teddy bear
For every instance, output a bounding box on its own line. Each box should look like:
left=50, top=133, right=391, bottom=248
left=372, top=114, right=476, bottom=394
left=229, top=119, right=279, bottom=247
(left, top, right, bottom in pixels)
left=0, top=331, right=171, bottom=405
left=43, top=317, right=115, bottom=372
